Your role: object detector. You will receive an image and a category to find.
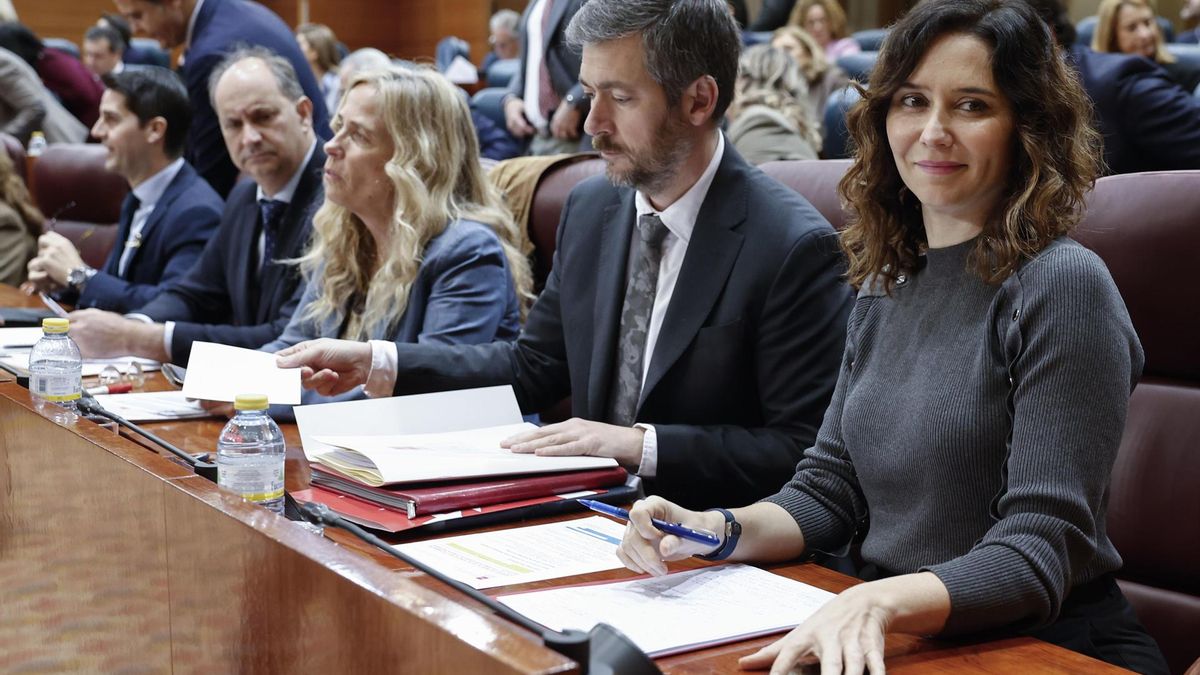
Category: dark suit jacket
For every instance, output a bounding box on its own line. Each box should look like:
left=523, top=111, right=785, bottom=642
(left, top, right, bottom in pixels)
left=389, top=143, right=853, bottom=509
left=182, top=0, right=331, bottom=197
left=1069, top=45, right=1200, bottom=175
left=506, top=0, right=587, bottom=120
left=76, top=162, right=222, bottom=314
left=136, top=147, right=325, bottom=366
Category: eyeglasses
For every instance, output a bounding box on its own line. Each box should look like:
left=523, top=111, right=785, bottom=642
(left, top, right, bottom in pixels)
left=97, top=360, right=147, bottom=389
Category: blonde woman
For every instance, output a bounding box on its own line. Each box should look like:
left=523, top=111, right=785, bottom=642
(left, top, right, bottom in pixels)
left=0, top=148, right=42, bottom=285
left=261, top=66, right=533, bottom=415
left=788, top=0, right=860, bottom=60
left=1093, top=0, right=1200, bottom=91
left=771, top=25, right=850, bottom=130
left=727, top=44, right=820, bottom=163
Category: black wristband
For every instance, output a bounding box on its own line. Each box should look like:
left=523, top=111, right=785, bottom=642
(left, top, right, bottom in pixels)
left=695, top=508, right=741, bottom=561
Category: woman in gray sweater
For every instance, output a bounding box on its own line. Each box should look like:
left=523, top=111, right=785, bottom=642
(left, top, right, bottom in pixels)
left=617, top=1, right=1167, bottom=673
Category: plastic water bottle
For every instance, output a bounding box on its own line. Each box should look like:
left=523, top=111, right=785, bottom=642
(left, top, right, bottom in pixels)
left=217, top=394, right=286, bottom=514
left=29, top=317, right=82, bottom=423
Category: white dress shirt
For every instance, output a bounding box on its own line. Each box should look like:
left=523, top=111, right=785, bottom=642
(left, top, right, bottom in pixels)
left=520, top=0, right=551, bottom=132
left=118, top=157, right=185, bottom=277
left=365, top=133, right=726, bottom=480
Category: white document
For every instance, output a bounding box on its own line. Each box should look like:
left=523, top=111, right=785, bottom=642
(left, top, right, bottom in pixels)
left=498, top=564, right=836, bottom=657
left=312, top=423, right=617, bottom=486
left=92, top=391, right=212, bottom=422
left=445, top=55, right=480, bottom=84
left=181, top=341, right=300, bottom=404
left=294, top=385, right=525, bottom=458
left=0, top=352, right=160, bottom=377
left=0, top=327, right=45, bottom=347
left=394, top=516, right=626, bottom=589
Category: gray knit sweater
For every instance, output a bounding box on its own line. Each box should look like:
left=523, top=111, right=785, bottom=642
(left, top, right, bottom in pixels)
left=764, top=236, right=1143, bottom=635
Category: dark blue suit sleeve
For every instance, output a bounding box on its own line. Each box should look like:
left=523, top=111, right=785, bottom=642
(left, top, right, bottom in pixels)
left=1118, top=64, right=1200, bottom=170
left=417, top=227, right=514, bottom=345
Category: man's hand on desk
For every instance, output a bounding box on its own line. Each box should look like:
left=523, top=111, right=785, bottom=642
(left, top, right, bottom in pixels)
left=275, top=338, right=372, bottom=396
left=67, top=309, right=169, bottom=362
left=502, top=418, right=645, bottom=468
left=26, top=232, right=85, bottom=292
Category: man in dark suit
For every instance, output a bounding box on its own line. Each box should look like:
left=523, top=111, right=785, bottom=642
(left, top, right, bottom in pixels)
left=26, top=67, right=221, bottom=315
left=70, top=48, right=322, bottom=367
left=279, top=0, right=853, bottom=509
left=502, top=0, right=590, bottom=155
left=112, top=0, right=330, bottom=197
left=1031, top=0, right=1200, bottom=174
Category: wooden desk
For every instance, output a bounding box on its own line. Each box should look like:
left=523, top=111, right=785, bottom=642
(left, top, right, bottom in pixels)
left=0, top=287, right=1125, bottom=672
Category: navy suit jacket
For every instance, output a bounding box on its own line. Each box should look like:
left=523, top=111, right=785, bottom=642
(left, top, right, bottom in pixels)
left=182, top=0, right=330, bottom=197
left=387, top=143, right=854, bottom=509
left=76, top=162, right=221, bottom=313
left=135, top=147, right=325, bottom=365
left=1070, top=45, right=1200, bottom=175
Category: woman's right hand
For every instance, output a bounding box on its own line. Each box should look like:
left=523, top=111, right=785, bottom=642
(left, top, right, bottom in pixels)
left=616, top=496, right=728, bottom=577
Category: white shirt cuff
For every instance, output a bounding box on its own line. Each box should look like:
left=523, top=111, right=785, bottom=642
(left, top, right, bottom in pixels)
left=364, top=339, right=399, bottom=398
left=125, top=313, right=173, bottom=362
left=634, top=423, right=657, bottom=478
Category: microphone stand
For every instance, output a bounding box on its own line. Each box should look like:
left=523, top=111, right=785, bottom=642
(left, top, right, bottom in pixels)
left=77, top=394, right=219, bottom=483
left=298, top=501, right=661, bottom=675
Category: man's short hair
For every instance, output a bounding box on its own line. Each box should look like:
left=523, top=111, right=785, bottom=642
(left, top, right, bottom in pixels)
left=207, top=45, right=306, bottom=104
left=99, top=13, right=133, bottom=47
left=566, top=0, right=741, bottom=121
left=85, top=25, right=126, bottom=56
left=103, top=66, right=192, bottom=158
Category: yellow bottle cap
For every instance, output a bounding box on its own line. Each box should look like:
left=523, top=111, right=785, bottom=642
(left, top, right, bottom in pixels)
left=234, top=394, right=269, bottom=411
left=42, top=317, right=69, bottom=333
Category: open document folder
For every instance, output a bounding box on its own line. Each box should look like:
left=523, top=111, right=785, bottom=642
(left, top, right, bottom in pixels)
left=295, top=386, right=616, bottom=487
left=498, top=564, right=836, bottom=657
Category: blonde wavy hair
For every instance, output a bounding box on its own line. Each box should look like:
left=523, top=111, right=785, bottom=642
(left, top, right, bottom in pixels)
left=1092, top=0, right=1176, bottom=64
left=838, top=0, right=1102, bottom=292
left=770, top=25, right=833, bottom=84
left=788, top=0, right=850, bottom=42
left=728, top=44, right=821, bottom=148
left=298, top=66, right=534, bottom=338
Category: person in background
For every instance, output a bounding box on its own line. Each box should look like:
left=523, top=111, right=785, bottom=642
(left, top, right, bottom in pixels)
left=0, top=23, right=105, bottom=128
left=68, top=48, right=323, bottom=366
left=726, top=44, right=820, bottom=163
left=616, top=2, right=1168, bottom=673
left=788, top=0, right=861, bottom=61
left=771, top=25, right=850, bottom=133
left=1180, top=0, right=1200, bottom=43
left=82, top=25, right=127, bottom=78
left=0, top=150, right=42, bottom=286
left=98, top=13, right=161, bottom=67
left=26, top=67, right=222, bottom=314
left=296, top=23, right=342, bottom=117
left=1092, top=0, right=1200, bottom=92
left=259, top=66, right=533, bottom=418
left=0, top=47, right=87, bottom=145
left=338, top=48, right=392, bottom=99
left=481, top=9, right=521, bottom=77
left=503, top=0, right=588, bottom=155
left=112, top=0, right=330, bottom=198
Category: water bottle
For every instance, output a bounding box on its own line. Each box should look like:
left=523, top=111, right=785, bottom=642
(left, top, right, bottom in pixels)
left=29, top=317, right=82, bottom=423
left=25, top=131, right=46, bottom=188
left=217, top=394, right=286, bottom=514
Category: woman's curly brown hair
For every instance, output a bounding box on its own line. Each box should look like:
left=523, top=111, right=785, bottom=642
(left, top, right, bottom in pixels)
left=837, top=0, right=1103, bottom=292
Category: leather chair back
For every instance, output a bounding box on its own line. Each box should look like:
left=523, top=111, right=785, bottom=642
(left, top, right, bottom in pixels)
left=471, top=87, right=509, bottom=130
left=822, top=86, right=860, bottom=160
left=835, top=51, right=877, bottom=83
left=761, top=159, right=852, bottom=231
left=485, top=58, right=520, bottom=88
left=31, top=144, right=127, bottom=269
left=851, top=29, right=888, bottom=52
left=1074, top=170, right=1200, bottom=675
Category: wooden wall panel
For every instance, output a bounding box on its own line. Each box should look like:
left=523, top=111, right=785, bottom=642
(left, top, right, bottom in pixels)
left=14, top=0, right=114, bottom=47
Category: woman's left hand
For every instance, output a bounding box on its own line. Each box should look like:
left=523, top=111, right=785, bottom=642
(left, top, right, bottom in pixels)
left=739, top=584, right=890, bottom=675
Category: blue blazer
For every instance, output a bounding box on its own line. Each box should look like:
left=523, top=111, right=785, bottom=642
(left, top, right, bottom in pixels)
left=135, top=147, right=325, bottom=365
left=1070, top=45, right=1200, bottom=175
left=259, top=218, right=522, bottom=419
left=77, top=162, right=222, bottom=313
left=182, top=0, right=331, bottom=197
left=384, top=142, right=854, bottom=509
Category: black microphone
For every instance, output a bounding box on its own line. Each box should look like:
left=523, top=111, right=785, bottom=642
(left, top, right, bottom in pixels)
left=77, top=392, right=219, bottom=483
left=297, top=501, right=661, bottom=675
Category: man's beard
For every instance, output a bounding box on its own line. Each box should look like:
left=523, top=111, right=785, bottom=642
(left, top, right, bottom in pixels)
left=592, top=113, right=694, bottom=195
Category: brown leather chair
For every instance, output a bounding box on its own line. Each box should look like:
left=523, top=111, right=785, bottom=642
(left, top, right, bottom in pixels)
left=1074, top=170, right=1200, bottom=675
left=527, top=158, right=605, bottom=291
left=31, top=143, right=127, bottom=270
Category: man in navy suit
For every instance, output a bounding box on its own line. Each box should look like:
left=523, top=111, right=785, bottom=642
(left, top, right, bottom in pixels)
left=112, top=0, right=330, bottom=197
left=26, top=67, right=222, bottom=315
left=70, top=48, right=322, bottom=367
left=279, top=0, right=854, bottom=509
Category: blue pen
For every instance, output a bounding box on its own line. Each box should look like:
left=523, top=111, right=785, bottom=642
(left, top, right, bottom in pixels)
left=577, top=499, right=721, bottom=547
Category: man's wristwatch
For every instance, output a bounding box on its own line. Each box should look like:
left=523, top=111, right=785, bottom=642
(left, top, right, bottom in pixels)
left=695, top=508, right=741, bottom=561
left=67, top=265, right=97, bottom=291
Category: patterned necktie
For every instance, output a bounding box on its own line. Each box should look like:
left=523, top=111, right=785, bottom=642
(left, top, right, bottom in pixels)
left=537, top=0, right=560, bottom=119
left=258, top=198, right=286, bottom=269
left=607, top=214, right=670, bottom=426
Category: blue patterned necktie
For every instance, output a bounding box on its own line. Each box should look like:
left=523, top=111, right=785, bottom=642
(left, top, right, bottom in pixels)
left=606, top=213, right=670, bottom=426
left=258, top=198, right=286, bottom=268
